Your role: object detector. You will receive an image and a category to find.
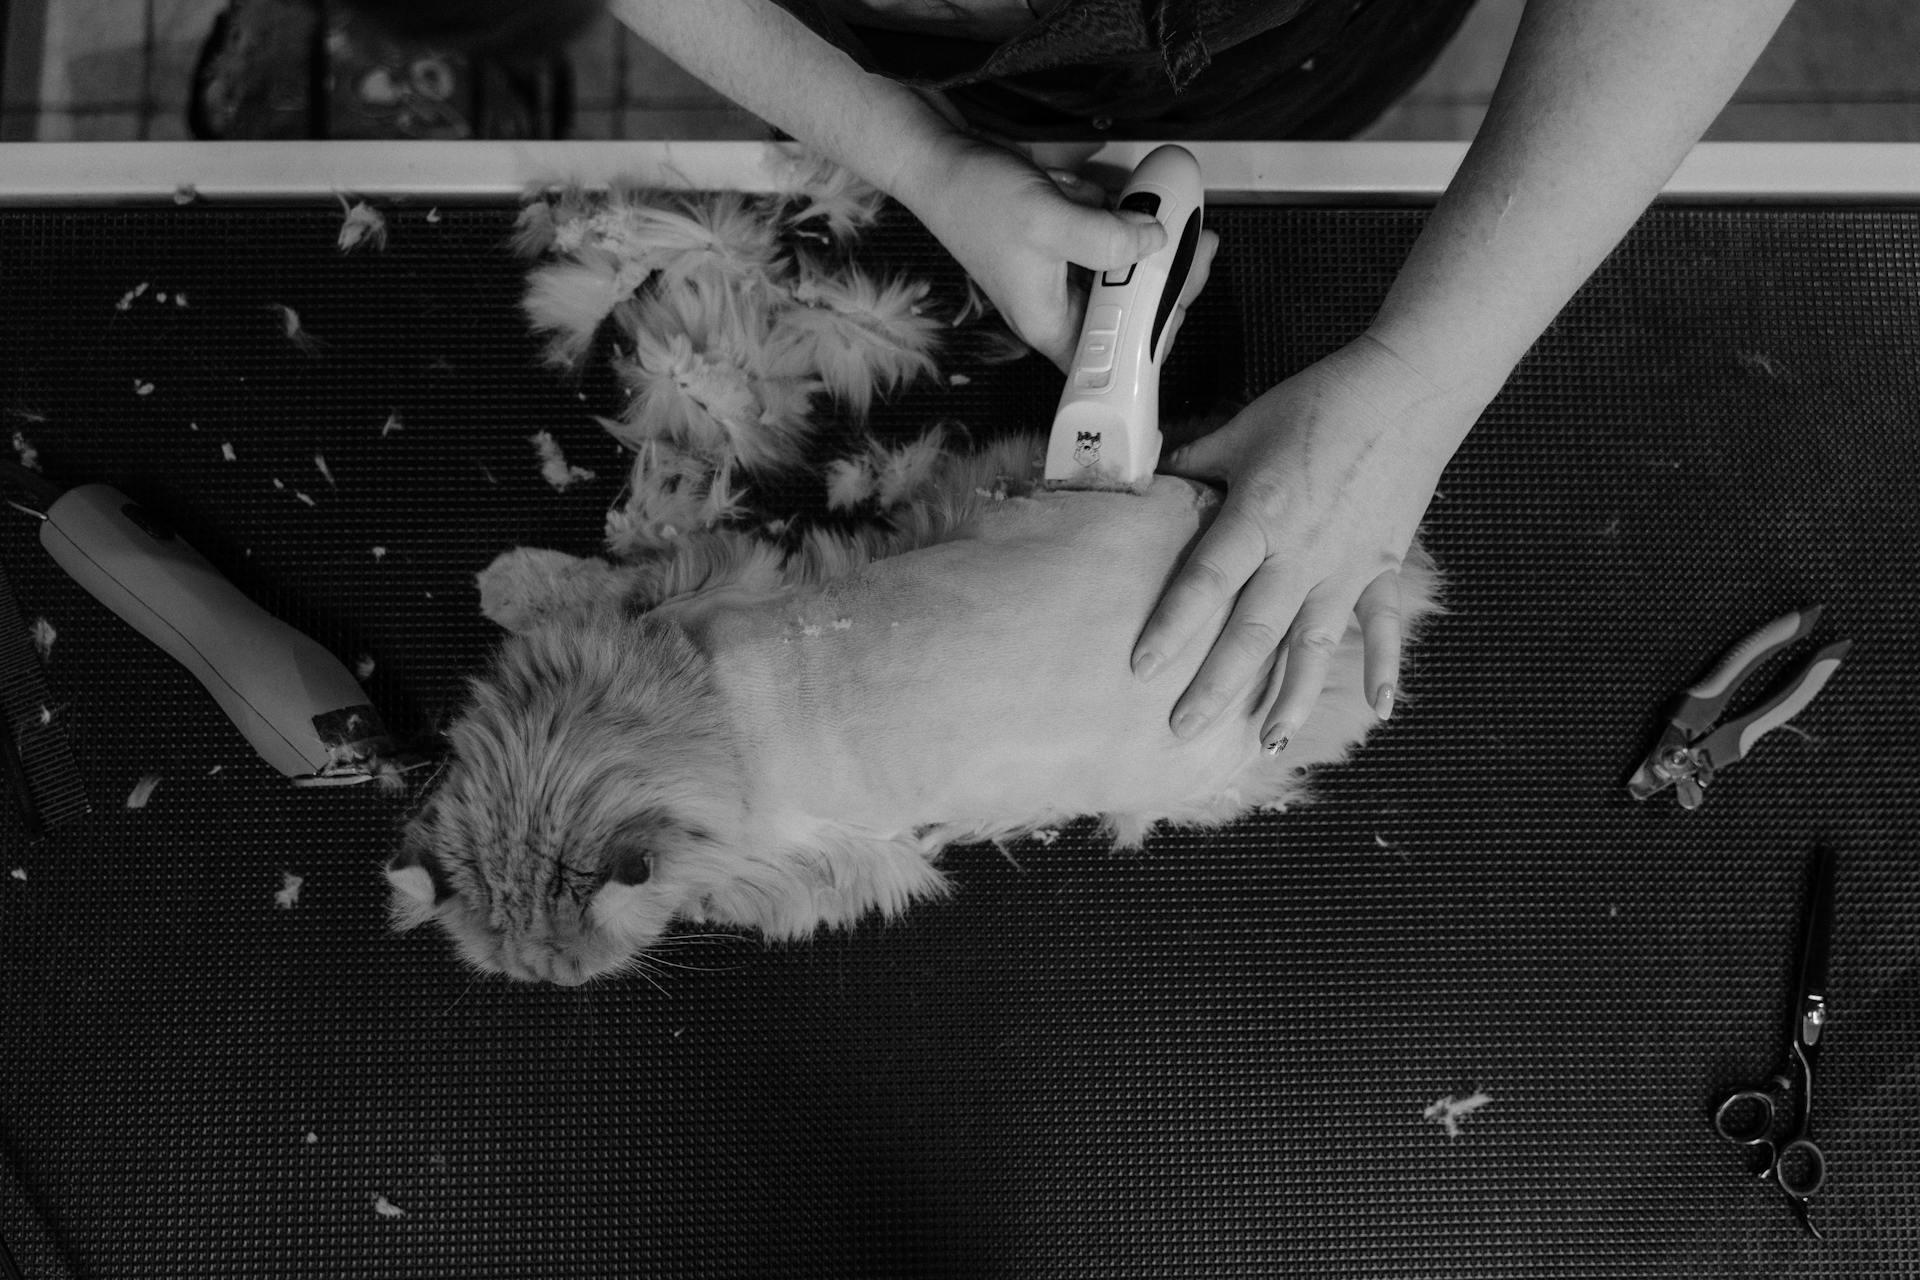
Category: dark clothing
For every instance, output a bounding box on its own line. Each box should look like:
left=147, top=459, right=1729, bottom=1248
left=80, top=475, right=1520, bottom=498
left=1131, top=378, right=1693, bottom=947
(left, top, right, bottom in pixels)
left=773, top=0, right=1479, bottom=140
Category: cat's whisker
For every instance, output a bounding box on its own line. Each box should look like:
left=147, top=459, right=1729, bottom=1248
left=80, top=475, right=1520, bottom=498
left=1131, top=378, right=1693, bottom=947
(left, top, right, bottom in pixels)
left=624, top=957, right=672, bottom=998
left=631, top=953, right=745, bottom=974
left=438, top=974, right=481, bottom=1017
left=656, top=930, right=751, bottom=947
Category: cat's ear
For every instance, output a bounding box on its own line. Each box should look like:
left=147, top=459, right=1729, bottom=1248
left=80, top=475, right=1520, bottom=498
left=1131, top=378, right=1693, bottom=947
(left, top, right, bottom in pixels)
left=385, top=840, right=452, bottom=931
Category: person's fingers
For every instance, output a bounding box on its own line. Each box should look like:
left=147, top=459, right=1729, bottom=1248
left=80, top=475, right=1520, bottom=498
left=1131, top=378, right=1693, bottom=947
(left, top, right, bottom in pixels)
left=1131, top=498, right=1268, bottom=686
left=1012, top=195, right=1166, bottom=370
left=1258, top=599, right=1353, bottom=754
left=1157, top=415, right=1240, bottom=484
left=1355, top=569, right=1403, bottom=721
left=1048, top=205, right=1168, bottom=273
left=1031, top=290, right=1083, bottom=372
left=1169, top=564, right=1311, bottom=741
left=1042, top=167, right=1108, bottom=209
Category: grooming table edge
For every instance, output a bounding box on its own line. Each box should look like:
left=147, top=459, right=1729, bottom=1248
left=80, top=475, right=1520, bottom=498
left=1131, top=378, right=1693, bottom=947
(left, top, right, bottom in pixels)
left=0, top=140, right=1916, bottom=205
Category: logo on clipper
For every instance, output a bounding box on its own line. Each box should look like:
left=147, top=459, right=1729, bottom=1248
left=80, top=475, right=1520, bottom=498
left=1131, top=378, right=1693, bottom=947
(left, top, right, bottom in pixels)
left=1072, top=431, right=1102, bottom=468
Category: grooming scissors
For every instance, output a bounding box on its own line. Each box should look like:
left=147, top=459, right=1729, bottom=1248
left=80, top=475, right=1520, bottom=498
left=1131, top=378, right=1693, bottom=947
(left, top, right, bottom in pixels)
left=1713, top=845, right=1836, bottom=1239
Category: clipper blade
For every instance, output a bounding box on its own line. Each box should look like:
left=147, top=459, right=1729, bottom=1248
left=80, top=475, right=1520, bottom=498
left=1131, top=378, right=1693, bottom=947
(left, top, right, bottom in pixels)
left=1042, top=403, right=1161, bottom=494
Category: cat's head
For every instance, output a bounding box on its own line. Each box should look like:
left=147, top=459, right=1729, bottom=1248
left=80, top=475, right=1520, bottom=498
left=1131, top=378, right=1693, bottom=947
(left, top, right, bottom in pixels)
left=387, top=607, right=745, bottom=985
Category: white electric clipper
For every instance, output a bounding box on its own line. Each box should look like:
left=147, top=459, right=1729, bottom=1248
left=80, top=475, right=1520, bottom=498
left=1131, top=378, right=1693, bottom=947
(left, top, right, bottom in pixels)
left=1043, top=144, right=1207, bottom=493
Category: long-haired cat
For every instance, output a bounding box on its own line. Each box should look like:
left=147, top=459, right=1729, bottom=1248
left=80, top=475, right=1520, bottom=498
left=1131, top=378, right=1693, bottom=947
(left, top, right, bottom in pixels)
left=389, top=435, right=1441, bottom=984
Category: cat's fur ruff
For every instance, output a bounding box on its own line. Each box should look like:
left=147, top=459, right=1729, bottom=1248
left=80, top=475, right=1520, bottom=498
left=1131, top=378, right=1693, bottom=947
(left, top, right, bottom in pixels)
left=390, top=435, right=1441, bottom=985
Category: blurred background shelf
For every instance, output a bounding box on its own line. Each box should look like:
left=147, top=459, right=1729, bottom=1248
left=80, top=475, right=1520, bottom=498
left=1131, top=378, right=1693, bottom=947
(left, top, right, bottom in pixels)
left=3, top=0, right=1918, bottom=145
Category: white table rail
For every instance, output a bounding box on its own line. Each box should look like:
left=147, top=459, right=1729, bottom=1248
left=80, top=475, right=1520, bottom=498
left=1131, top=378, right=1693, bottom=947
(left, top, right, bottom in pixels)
left=1, top=140, right=1918, bottom=204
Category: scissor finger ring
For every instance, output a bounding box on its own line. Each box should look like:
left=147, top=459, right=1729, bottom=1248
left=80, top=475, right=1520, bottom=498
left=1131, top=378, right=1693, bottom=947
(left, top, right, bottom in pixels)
left=1774, top=1137, right=1827, bottom=1199
left=1714, top=1085, right=1782, bottom=1145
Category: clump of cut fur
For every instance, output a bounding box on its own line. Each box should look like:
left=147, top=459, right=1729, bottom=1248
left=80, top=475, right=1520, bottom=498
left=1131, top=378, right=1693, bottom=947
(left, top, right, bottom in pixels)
left=513, top=152, right=960, bottom=554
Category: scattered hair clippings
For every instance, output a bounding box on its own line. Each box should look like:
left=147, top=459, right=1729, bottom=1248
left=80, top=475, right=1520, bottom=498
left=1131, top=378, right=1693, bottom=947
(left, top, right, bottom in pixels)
left=369, top=757, right=409, bottom=797
left=355, top=655, right=376, bottom=680
left=426, top=208, right=442, bottom=224
left=1423, top=1090, right=1494, bottom=1140
left=371, top=546, right=387, bottom=562
left=825, top=457, right=875, bottom=511
left=315, top=454, right=336, bottom=487
left=173, top=184, right=198, bottom=206
left=294, top=491, right=316, bottom=508
left=221, top=442, right=237, bottom=461
left=775, top=149, right=887, bottom=239
left=1030, top=830, right=1062, bottom=847
left=825, top=429, right=952, bottom=511
left=29, top=617, right=55, bottom=661
left=337, top=198, right=388, bottom=253
left=11, top=430, right=40, bottom=470
left=953, top=277, right=996, bottom=328
left=134, top=381, right=156, bottom=397
left=274, top=871, right=305, bottom=909
left=380, top=412, right=403, bottom=437
left=530, top=430, right=596, bottom=491
left=126, top=774, right=162, bottom=809
left=371, top=1193, right=406, bottom=1219
left=274, top=304, right=323, bottom=355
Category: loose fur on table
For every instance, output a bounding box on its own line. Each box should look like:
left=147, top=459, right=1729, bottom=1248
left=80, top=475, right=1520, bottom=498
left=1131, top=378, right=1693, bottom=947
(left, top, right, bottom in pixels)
left=508, top=151, right=950, bottom=557
left=387, top=157, right=1442, bottom=986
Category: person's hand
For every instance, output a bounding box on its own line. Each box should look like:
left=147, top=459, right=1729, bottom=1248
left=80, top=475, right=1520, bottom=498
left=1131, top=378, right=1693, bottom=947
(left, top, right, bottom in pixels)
left=1131, top=333, right=1485, bottom=751
left=898, top=137, right=1171, bottom=371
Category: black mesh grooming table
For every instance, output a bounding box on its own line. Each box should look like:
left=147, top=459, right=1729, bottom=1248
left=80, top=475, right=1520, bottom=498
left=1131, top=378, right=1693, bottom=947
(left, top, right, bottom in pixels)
left=1, top=193, right=1916, bottom=1279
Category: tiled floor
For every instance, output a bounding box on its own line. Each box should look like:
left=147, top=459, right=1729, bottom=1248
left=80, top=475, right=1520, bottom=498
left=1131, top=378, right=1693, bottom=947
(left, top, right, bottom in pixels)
left=2, top=0, right=1918, bottom=143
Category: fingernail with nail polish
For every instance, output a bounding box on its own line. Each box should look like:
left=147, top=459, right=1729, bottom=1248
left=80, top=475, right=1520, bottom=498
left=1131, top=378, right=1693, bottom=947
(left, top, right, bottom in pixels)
left=1262, top=731, right=1289, bottom=756
left=1374, top=685, right=1395, bottom=720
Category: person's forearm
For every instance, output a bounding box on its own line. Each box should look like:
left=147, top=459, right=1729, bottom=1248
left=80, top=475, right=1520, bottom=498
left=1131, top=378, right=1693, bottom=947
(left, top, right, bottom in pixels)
left=1366, top=0, right=1795, bottom=411
left=607, top=0, right=964, bottom=206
